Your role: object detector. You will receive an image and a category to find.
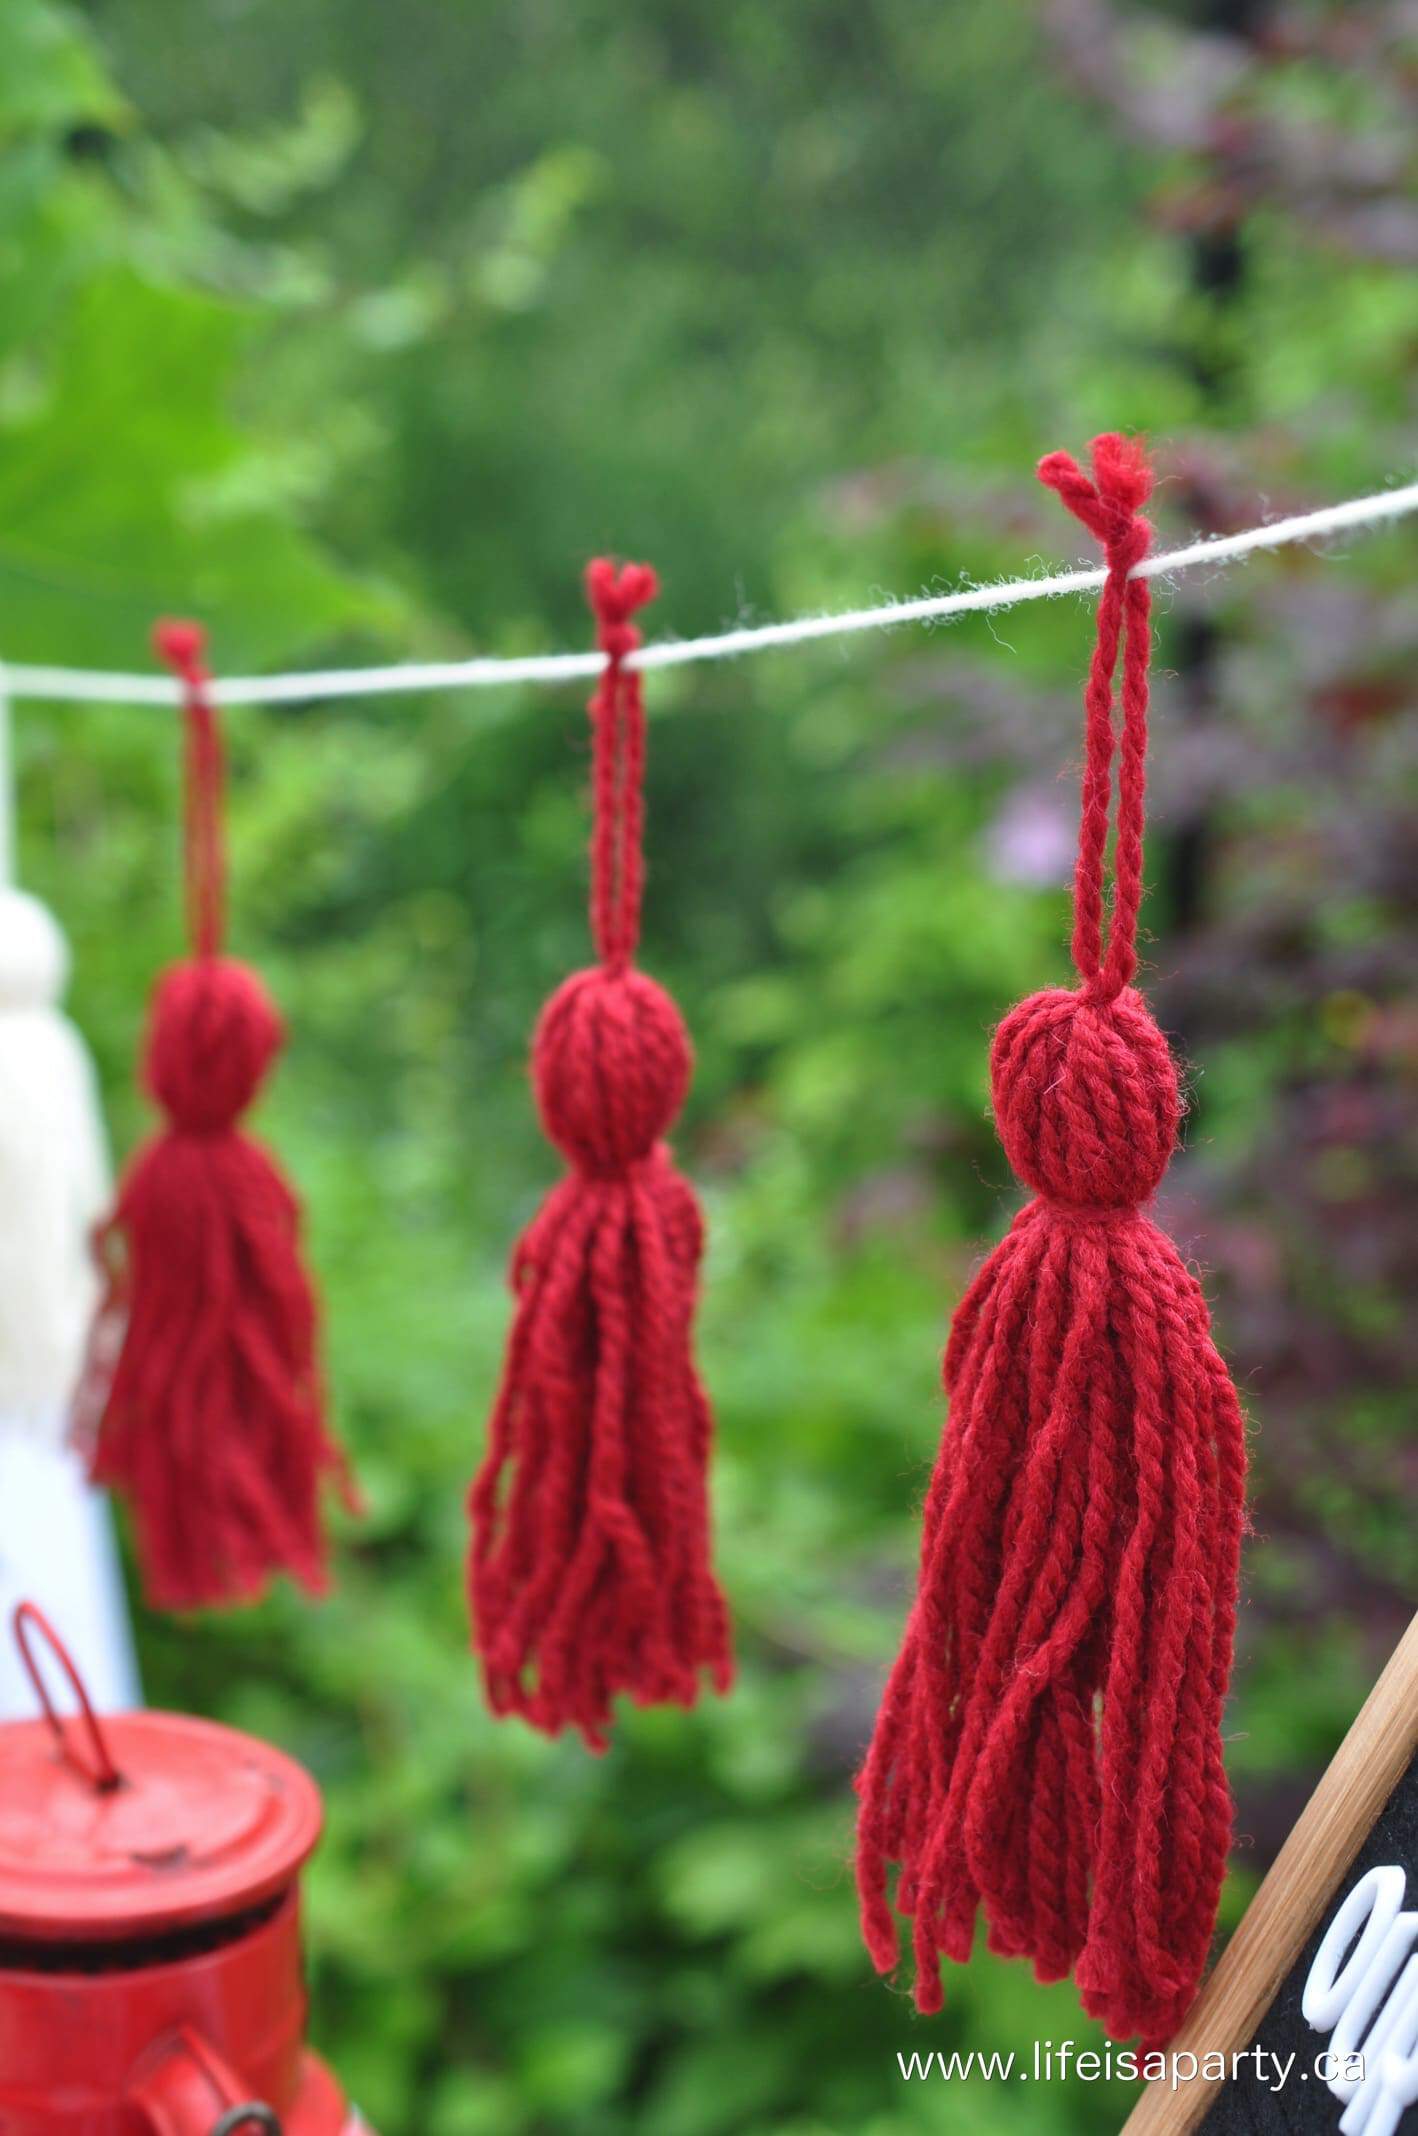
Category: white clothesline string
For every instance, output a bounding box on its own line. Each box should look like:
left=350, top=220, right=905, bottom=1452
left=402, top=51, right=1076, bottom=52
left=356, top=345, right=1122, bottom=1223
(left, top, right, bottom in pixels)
left=3, top=479, right=1414, bottom=709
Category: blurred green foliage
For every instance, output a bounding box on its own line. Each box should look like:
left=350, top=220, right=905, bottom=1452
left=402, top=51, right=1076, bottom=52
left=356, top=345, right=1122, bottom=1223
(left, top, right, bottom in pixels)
left=3, top=0, right=1414, bottom=2128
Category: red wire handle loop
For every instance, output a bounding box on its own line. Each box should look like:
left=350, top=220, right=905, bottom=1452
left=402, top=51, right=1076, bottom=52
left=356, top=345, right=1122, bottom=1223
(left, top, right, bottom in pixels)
left=584, top=560, right=659, bottom=973
left=154, top=619, right=226, bottom=962
left=1037, top=433, right=1155, bottom=1005
left=12, top=1600, right=123, bottom=1792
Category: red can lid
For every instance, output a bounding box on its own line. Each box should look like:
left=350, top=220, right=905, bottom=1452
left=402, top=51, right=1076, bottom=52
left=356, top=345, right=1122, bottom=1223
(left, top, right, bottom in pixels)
left=0, top=1608, right=322, bottom=1944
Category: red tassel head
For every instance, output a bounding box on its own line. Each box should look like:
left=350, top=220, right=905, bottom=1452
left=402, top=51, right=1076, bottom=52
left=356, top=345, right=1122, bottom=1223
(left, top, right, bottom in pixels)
left=83, top=622, right=351, bottom=1610
left=145, top=957, right=283, bottom=1133
left=469, top=561, right=732, bottom=1748
left=855, top=438, right=1246, bottom=2048
left=533, top=965, right=691, bottom=1175
left=991, top=985, right=1180, bottom=1211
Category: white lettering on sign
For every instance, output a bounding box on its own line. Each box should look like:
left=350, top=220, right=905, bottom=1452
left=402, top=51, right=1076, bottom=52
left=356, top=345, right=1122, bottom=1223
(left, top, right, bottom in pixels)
left=1304, top=1865, right=1418, bottom=2135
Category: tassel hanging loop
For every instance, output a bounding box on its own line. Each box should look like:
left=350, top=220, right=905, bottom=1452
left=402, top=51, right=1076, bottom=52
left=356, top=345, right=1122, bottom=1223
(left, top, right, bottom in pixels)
left=1037, top=433, right=1153, bottom=1006
left=157, top=618, right=225, bottom=961
left=585, top=557, right=657, bottom=974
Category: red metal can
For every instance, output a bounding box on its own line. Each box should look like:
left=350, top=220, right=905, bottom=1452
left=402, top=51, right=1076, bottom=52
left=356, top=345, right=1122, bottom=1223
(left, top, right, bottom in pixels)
left=0, top=1603, right=367, bottom=2134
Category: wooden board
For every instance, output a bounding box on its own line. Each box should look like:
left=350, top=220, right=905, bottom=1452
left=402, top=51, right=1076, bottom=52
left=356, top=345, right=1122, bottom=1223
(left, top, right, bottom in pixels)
left=1122, top=1611, right=1418, bottom=2134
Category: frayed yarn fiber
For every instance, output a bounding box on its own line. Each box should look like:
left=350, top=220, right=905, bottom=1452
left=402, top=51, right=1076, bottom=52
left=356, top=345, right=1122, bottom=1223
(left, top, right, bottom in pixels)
left=468, top=562, right=732, bottom=1751
left=855, top=436, right=1247, bottom=2047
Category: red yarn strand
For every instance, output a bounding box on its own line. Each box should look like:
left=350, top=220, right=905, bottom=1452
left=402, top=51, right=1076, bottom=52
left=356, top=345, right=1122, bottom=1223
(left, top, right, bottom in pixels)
left=1037, top=435, right=1153, bottom=1003
left=82, top=619, right=350, bottom=1609
left=156, top=618, right=227, bottom=961
left=854, top=436, right=1247, bottom=2045
left=586, top=557, right=657, bottom=972
left=468, top=561, right=732, bottom=1749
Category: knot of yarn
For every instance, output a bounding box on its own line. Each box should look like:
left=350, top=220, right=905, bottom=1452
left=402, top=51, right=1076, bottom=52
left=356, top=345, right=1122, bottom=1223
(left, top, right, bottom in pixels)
left=1037, top=432, right=1153, bottom=577
left=0, top=888, right=70, bottom=1010
left=585, top=558, right=659, bottom=660
left=990, top=985, right=1179, bottom=1211
left=152, top=616, right=209, bottom=684
left=533, top=965, right=691, bottom=1175
left=145, top=956, right=284, bottom=1133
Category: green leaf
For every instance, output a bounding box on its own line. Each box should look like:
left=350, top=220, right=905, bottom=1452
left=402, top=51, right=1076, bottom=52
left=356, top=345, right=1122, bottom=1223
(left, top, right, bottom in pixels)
left=0, top=268, right=388, bottom=665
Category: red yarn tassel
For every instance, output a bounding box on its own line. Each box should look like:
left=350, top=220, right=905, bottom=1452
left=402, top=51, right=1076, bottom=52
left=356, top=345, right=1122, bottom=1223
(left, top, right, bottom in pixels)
left=855, top=436, right=1247, bottom=2047
left=84, top=620, right=350, bottom=1609
left=469, top=561, right=732, bottom=1751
